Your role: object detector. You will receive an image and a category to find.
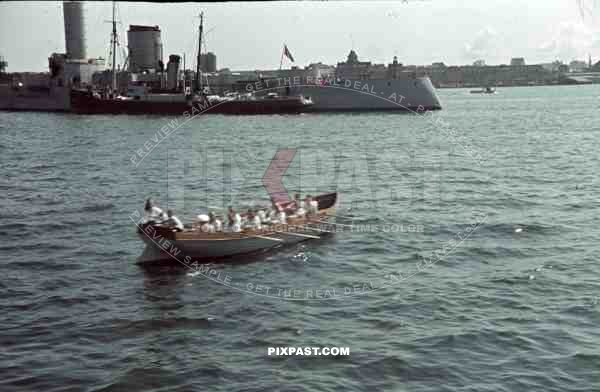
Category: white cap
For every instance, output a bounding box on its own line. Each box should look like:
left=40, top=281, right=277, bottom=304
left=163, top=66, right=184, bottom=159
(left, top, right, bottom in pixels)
left=197, top=214, right=210, bottom=223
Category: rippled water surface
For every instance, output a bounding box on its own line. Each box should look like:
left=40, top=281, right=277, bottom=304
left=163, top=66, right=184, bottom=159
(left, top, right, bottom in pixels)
left=1, top=85, right=600, bottom=391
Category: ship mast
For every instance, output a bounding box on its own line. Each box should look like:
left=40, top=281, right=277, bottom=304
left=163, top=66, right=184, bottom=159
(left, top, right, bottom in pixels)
left=195, top=12, right=204, bottom=93
left=110, top=1, right=117, bottom=93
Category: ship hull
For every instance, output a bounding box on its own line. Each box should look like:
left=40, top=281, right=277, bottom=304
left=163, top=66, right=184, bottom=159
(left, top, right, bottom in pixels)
left=70, top=90, right=313, bottom=115
left=205, top=98, right=312, bottom=114
left=295, top=77, right=442, bottom=111
left=0, top=85, right=70, bottom=112
left=70, top=90, right=188, bottom=114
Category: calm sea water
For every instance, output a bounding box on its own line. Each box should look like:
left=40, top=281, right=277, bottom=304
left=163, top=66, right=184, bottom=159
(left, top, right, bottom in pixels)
left=1, top=85, right=599, bottom=391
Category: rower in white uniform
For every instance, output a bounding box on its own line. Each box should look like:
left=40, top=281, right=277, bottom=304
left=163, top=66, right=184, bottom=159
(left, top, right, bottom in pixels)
left=166, top=209, right=184, bottom=232
left=244, top=209, right=262, bottom=230
left=267, top=202, right=287, bottom=225
left=227, top=206, right=242, bottom=233
left=209, top=212, right=222, bottom=232
left=306, top=195, right=319, bottom=217
left=257, top=209, right=267, bottom=225
left=278, top=209, right=287, bottom=224
left=291, top=193, right=306, bottom=217
left=196, top=214, right=211, bottom=232
left=266, top=203, right=278, bottom=224
left=144, top=199, right=168, bottom=223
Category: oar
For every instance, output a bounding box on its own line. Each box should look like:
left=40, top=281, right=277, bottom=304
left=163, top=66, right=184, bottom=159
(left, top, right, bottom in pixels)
left=321, top=212, right=355, bottom=220
left=314, top=220, right=354, bottom=228
left=271, top=230, right=321, bottom=239
left=245, top=233, right=284, bottom=242
left=233, top=228, right=283, bottom=242
left=294, top=225, right=333, bottom=233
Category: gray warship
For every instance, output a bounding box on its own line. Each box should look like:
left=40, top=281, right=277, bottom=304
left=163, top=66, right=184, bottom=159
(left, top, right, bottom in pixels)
left=0, top=2, right=442, bottom=113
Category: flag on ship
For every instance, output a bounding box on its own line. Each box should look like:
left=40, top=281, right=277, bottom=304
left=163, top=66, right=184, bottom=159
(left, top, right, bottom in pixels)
left=283, top=44, right=295, bottom=62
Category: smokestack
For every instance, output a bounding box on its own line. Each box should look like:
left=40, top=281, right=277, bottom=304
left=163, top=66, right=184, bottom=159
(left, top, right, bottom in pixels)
left=63, top=1, right=86, bottom=60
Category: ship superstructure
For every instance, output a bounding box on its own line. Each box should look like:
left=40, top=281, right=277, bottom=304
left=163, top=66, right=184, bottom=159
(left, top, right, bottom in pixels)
left=0, top=1, right=104, bottom=111
left=205, top=51, right=442, bottom=111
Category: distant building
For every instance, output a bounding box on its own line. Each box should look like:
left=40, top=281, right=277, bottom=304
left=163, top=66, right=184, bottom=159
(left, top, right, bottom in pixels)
left=510, top=57, right=526, bottom=66
left=555, top=61, right=569, bottom=73
left=0, top=55, right=7, bottom=73
left=473, top=59, right=486, bottom=67
left=569, top=60, right=588, bottom=72
left=305, top=62, right=335, bottom=80
left=336, top=50, right=370, bottom=79
left=424, top=61, right=555, bottom=88
left=336, top=50, right=386, bottom=80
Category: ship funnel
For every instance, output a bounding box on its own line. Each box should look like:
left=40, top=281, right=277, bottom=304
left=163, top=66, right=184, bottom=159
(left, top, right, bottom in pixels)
left=167, top=55, right=181, bottom=90
left=63, top=1, right=86, bottom=60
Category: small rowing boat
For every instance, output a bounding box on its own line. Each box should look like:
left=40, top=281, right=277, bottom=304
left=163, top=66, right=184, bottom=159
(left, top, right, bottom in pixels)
left=470, top=86, right=496, bottom=94
left=136, top=192, right=338, bottom=264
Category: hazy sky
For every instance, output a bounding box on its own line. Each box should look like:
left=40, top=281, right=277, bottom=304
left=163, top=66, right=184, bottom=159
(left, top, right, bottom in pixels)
left=1, top=1, right=600, bottom=72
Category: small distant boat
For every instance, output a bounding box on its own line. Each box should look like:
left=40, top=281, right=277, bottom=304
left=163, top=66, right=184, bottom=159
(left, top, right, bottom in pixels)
left=136, top=192, right=338, bottom=264
left=470, top=86, right=496, bottom=94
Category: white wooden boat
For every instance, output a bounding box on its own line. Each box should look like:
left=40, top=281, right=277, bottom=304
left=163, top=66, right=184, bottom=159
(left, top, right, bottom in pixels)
left=136, top=192, right=338, bottom=264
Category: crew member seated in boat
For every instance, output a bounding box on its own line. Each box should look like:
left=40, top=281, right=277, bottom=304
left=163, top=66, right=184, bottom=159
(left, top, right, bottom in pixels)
left=196, top=214, right=211, bottom=232
left=209, top=212, right=222, bottom=232
left=278, top=209, right=287, bottom=225
left=288, top=193, right=306, bottom=217
left=227, top=206, right=242, bottom=233
left=144, top=199, right=168, bottom=223
left=306, top=195, right=319, bottom=217
left=277, top=193, right=300, bottom=214
left=257, top=208, right=267, bottom=225
left=267, top=203, right=278, bottom=224
left=166, top=209, right=184, bottom=232
left=267, top=202, right=287, bottom=225
left=253, top=210, right=262, bottom=229
left=244, top=209, right=262, bottom=230
left=294, top=193, right=303, bottom=210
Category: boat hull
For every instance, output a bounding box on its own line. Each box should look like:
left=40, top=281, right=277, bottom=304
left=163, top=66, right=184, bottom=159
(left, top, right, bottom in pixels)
left=137, top=228, right=319, bottom=263
left=136, top=192, right=338, bottom=263
left=70, top=89, right=313, bottom=115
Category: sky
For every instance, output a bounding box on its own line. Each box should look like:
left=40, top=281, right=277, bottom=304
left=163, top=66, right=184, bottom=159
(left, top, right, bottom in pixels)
left=1, top=0, right=600, bottom=72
